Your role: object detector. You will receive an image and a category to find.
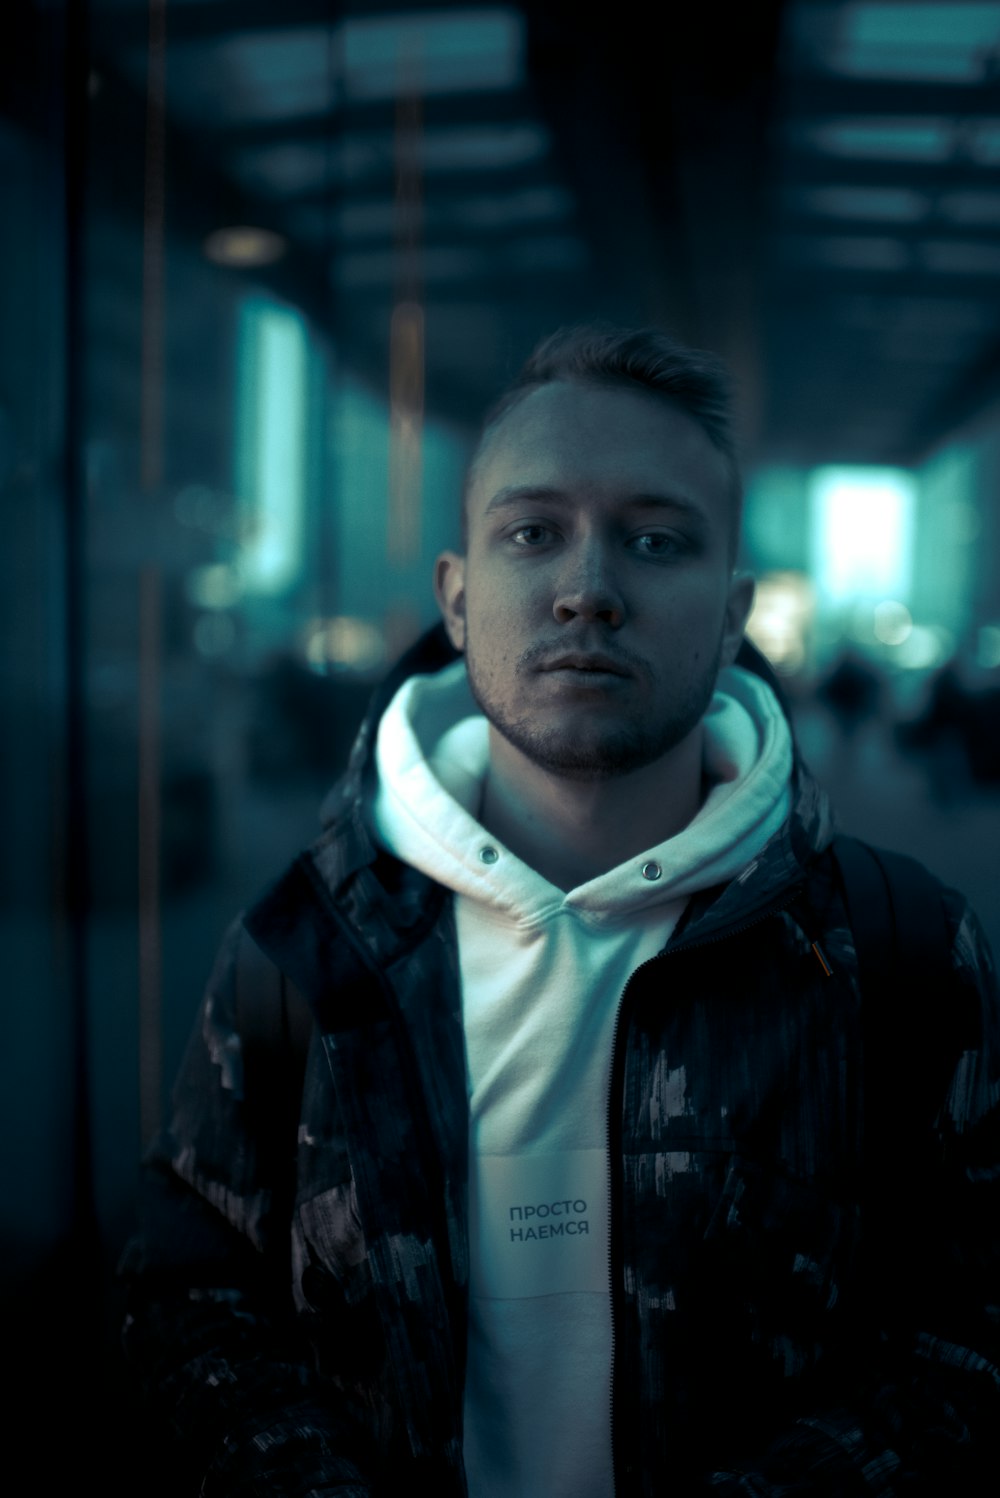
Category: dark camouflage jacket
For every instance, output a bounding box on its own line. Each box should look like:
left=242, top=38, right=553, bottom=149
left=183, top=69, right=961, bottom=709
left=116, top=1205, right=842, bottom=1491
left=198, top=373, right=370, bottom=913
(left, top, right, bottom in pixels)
left=121, top=631, right=1000, bottom=1497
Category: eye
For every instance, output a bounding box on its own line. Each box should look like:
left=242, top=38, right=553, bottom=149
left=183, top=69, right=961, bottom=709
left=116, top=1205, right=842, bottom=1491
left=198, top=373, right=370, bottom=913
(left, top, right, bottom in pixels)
left=509, top=523, right=553, bottom=546
left=629, top=531, right=683, bottom=558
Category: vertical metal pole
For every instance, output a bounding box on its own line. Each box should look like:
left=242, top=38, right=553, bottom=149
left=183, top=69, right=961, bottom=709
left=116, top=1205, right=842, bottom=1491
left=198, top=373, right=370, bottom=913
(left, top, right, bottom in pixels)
left=316, top=7, right=343, bottom=629
left=137, top=565, right=162, bottom=1148
left=386, top=48, right=425, bottom=656
left=138, top=0, right=167, bottom=1148
left=388, top=298, right=425, bottom=568
left=141, top=0, right=167, bottom=494
left=63, top=0, right=97, bottom=1274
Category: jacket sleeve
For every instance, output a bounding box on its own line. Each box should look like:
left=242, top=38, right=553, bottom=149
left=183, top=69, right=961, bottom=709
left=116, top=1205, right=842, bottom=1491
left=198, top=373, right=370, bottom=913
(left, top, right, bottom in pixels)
left=704, top=893, right=1000, bottom=1497
left=119, top=918, right=376, bottom=1498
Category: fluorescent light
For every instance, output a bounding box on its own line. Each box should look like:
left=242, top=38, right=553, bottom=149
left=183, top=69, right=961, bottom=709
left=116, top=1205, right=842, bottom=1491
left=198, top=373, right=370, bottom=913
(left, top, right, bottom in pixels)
left=809, top=466, right=916, bottom=605
left=836, top=3, right=1000, bottom=83
left=342, top=9, right=524, bottom=99
left=793, top=186, right=927, bottom=223
left=235, top=299, right=309, bottom=595
left=806, top=118, right=953, bottom=162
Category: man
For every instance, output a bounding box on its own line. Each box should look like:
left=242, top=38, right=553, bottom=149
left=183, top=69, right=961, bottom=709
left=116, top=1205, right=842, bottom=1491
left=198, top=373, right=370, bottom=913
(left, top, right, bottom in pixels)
left=121, top=325, right=1000, bottom=1496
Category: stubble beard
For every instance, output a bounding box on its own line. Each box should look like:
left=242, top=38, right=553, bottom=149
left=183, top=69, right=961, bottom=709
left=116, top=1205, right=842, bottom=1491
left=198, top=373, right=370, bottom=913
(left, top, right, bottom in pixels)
left=464, top=638, right=723, bottom=783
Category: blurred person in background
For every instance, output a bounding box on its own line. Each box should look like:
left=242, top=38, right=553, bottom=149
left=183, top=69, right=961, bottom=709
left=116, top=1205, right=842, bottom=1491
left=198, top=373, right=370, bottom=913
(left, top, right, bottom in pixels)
left=120, top=325, right=1000, bottom=1497
left=814, top=647, right=885, bottom=757
left=894, top=655, right=975, bottom=807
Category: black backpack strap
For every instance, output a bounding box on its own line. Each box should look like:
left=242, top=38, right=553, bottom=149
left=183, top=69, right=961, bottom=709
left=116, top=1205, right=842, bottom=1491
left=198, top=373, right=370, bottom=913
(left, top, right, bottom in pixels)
left=831, top=835, right=962, bottom=1317
left=233, top=925, right=314, bottom=1233
left=832, top=834, right=956, bottom=1113
left=832, top=835, right=952, bottom=1007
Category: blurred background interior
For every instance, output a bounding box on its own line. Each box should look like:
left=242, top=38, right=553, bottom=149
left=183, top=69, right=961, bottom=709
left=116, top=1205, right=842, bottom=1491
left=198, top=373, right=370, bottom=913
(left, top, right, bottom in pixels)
left=5, top=0, right=1000, bottom=1471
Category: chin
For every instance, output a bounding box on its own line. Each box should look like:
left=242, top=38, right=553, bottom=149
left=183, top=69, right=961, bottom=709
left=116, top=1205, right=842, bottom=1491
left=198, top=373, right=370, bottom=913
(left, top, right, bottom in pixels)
left=466, top=656, right=715, bottom=782
left=497, top=720, right=696, bottom=782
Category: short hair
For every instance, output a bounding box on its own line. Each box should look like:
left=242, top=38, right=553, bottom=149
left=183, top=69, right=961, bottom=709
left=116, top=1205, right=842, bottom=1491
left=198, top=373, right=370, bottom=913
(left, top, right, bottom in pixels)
left=463, top=322, right=743, bottom=556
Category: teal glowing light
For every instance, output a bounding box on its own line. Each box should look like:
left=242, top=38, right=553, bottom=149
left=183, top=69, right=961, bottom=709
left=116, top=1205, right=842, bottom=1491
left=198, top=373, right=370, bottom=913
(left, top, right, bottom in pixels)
left=809, top=466, right=915, bottom=605
left=235, top=297, right=308, bottom=595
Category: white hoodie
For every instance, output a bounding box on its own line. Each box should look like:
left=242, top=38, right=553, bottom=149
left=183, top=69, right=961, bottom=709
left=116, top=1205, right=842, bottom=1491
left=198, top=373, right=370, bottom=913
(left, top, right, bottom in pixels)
left=372, top=659, right=793, bottom=1498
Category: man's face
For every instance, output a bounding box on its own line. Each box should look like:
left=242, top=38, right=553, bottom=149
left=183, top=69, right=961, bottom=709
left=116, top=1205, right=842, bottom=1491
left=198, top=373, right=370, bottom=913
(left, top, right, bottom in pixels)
left=435, top=379, right=753, bottom=781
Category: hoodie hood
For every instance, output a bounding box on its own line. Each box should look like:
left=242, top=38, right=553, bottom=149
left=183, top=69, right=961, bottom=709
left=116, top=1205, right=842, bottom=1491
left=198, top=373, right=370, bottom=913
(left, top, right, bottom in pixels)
left=369, top=657, right=795, bottom=928
left=319, top=624, right=837, bottom=942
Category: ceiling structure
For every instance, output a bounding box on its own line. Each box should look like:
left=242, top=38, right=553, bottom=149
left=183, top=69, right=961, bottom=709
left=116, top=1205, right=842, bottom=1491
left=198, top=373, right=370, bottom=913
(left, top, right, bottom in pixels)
left=82, top=0, right=1000, bottom=474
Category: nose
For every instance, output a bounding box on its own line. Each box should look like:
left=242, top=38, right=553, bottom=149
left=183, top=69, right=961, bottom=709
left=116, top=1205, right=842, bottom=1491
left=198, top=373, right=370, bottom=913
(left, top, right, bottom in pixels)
left=552, top=540, right=625, bottom=627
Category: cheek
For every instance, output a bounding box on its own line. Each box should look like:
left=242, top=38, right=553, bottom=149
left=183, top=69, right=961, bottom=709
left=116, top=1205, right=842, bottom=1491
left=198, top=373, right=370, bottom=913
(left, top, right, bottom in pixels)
left=650, top=582, right=730, bottom=665
left=464, top=590, right=520, bottom=676
left=465, top=569, right=542, bottom=638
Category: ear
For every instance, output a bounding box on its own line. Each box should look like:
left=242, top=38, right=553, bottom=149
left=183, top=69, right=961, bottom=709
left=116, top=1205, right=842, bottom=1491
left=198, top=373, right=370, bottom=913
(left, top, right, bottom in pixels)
left=719, top=571, right=755, bottom=668
left=434, top=550, right=467, bottom=652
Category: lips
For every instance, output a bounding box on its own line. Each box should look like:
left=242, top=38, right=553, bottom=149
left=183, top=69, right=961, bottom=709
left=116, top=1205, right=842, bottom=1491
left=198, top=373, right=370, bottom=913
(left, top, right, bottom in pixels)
left=538, top=652, right=631, bottom=677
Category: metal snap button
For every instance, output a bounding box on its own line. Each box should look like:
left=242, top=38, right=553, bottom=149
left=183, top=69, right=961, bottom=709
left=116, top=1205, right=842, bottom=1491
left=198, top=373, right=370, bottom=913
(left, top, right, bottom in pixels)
left=479, top=845, right=499, bottom=864
left=641, top=861, right=662, bottom=881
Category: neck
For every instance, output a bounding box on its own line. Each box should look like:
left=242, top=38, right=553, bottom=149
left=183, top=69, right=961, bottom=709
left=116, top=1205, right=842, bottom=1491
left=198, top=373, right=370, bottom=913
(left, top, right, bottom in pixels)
left=480, top=725, right=706, bottom=891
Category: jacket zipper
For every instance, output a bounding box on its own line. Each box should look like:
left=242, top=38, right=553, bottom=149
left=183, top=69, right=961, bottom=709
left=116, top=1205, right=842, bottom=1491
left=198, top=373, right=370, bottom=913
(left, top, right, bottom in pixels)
left=606, top=884, right=804, bottom=1498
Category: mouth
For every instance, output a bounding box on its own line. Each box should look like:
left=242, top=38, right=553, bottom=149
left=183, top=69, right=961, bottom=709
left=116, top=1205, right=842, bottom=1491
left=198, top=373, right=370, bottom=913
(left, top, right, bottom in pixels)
left=538, top=653, right=632, bottom=679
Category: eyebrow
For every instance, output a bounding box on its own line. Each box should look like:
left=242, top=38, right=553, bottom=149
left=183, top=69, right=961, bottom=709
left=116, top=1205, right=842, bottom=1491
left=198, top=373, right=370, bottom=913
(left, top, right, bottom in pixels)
left=482, top=484, right=709, bottom=523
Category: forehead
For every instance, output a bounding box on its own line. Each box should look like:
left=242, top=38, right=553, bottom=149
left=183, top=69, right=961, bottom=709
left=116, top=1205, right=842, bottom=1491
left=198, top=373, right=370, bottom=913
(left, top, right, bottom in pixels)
left=468, top=379, right=732, bottom=529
